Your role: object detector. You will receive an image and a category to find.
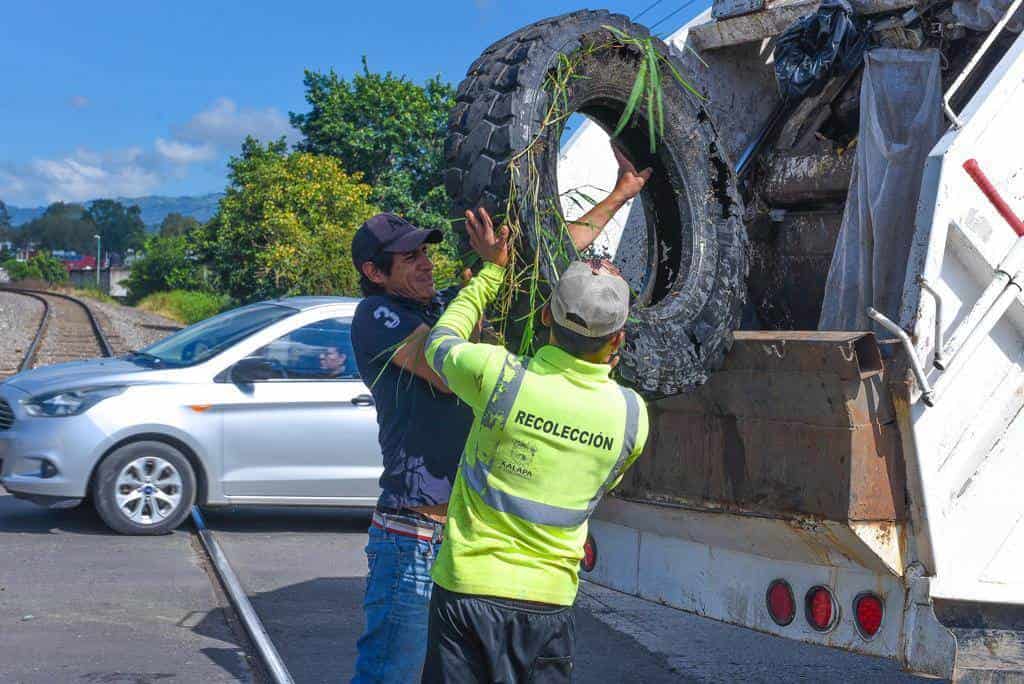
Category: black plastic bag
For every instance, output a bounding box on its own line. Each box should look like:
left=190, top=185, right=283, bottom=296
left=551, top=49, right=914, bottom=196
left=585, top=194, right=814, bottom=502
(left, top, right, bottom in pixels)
left=774, top=0, right=869, bottom=102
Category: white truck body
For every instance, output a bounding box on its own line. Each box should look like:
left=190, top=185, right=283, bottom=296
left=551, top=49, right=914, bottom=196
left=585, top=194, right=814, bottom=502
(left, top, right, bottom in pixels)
left=558, top=4, right=1024, bottom=679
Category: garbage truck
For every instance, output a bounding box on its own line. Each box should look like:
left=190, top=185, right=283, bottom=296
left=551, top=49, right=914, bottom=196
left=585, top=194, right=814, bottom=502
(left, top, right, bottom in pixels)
left=444, top=1, right=1024, bottom=679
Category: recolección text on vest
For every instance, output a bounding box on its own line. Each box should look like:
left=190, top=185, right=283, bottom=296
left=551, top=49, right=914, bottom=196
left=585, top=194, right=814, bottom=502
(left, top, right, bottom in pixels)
left=513, top=410, right=615, bottom=451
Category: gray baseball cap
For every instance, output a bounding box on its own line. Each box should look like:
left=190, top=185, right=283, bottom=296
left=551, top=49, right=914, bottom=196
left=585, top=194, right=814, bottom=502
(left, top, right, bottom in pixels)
left=550, top=260, right=630, bottom=338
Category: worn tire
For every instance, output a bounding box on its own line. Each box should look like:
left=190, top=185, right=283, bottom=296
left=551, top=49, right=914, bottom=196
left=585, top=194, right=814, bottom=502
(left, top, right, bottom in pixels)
left=445, top=10, right=746, bottom=397
left=92, top=440, right=196, bottom=536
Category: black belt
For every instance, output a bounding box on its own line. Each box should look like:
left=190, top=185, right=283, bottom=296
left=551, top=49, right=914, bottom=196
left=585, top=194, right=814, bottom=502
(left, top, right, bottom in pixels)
left=375, top=505, right=444, bottom=527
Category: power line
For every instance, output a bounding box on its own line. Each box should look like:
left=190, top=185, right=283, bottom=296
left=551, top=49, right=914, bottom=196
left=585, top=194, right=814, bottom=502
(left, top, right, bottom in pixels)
left=648, top=0, right=699, bottom=32
left=633, top=0, right=666, bottom=21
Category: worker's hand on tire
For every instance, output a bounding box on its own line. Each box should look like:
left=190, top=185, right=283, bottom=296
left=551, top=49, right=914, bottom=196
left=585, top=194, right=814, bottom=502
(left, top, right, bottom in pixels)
left=611, top=142, right=653, bottom=201
left=465, top=207, right=510, bottom=268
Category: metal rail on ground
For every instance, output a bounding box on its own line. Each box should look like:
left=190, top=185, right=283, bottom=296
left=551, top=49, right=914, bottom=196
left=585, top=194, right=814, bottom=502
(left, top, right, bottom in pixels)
left=191, top=507, right=295, bottom=684
left=1, top=289, right=51, bottom=372
left=42, top=289, right=114, bottom=357
left=2, top=287, right=113, bottom=360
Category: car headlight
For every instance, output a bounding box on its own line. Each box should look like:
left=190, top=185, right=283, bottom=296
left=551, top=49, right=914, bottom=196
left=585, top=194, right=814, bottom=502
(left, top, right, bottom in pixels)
left=22, top=386, right=126, bottom=417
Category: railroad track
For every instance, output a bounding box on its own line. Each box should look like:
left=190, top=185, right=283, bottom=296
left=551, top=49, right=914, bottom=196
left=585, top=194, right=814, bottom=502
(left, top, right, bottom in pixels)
left=1, top=287, right=113, bottom=372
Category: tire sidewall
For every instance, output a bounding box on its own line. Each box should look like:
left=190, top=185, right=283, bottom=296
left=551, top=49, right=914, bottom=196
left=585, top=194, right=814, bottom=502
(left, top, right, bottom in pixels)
left=92, top=440, right=196, bottom=536
left=447, top=11, right=747, bottom=396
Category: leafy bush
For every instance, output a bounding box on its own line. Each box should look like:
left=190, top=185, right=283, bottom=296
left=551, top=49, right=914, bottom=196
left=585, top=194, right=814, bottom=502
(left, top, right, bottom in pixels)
left=137, top=290, right=231, bottom=325
left=2, top=252, right=69, bottom=284
left=125, top=234, right=205, bottom=303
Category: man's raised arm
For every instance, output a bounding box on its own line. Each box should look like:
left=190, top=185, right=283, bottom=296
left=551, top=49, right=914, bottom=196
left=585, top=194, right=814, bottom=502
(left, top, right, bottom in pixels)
left=424, top=208, right=510, bottom=410
left=567, top=142, right=652, bottom=253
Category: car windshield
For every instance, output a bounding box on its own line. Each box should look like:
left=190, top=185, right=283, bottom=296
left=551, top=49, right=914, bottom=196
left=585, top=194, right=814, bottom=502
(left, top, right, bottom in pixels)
left=130, top=303, right=296, bottom=368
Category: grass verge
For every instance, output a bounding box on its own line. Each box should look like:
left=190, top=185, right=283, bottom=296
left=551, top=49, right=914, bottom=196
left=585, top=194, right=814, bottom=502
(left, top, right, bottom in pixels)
left=70, top=286, right=118, bottom=305
left=137, top=290, right=231, bottom=325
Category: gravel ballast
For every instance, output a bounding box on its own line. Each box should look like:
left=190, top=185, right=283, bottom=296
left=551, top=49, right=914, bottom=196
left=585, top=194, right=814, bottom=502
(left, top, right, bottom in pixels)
left=77, top=296, right=183, bottom=354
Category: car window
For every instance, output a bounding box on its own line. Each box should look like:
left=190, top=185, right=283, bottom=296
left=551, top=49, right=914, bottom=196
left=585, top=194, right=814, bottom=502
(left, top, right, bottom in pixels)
left=250, top=317, right=359, bottom=381
left=134, top=303, right=296, bottom=368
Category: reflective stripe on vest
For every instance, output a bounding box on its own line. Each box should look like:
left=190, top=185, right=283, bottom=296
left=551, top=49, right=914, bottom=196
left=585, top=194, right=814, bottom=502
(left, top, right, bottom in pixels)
left=462, top=385, right=642, bottom=528
left=461, top=456, right=589, bottom=527
left=586, top=385, right=641, bottom=514
left=481, top=355, right=529, bottom=430
left=426, top=326, right=466, bottom=386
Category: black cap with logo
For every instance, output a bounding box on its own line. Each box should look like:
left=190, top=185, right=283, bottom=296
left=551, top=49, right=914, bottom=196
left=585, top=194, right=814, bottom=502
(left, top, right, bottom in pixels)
left=351, top=213, right=443, bottom=269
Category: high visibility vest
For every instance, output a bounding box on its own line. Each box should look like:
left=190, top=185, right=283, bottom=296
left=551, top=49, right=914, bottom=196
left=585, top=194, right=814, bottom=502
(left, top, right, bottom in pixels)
left=425, top=263, right=649, bottom=605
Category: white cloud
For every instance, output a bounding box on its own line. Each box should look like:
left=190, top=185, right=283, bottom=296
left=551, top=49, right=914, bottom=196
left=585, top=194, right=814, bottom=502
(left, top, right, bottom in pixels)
left=174, top=97, right=297, bottom=148
left=68, top=95, right=90, bottom=109
left=0, top=148, right=160, bottom=205
left=2, top=97, right=296, bottom=206
left=155, top=138, right=216, bottom=164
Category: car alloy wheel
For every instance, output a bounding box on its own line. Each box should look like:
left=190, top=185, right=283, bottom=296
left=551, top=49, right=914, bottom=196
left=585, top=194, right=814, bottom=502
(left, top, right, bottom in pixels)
left=93, top=440, right=196, bottom=535
left=115, top=456, right=183, bottom=525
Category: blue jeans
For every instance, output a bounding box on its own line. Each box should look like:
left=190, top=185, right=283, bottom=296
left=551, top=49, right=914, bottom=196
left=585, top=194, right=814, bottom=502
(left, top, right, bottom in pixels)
left=352, top=523, right=441, bottom=683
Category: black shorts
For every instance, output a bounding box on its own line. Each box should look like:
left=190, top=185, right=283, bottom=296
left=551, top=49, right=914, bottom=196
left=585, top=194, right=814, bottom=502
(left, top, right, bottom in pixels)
left=422, top=584, right=575, bottom=683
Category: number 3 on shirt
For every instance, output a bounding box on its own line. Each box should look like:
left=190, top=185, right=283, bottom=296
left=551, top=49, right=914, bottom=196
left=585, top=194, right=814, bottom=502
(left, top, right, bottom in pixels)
left=374, top=306, right=401, bottom=330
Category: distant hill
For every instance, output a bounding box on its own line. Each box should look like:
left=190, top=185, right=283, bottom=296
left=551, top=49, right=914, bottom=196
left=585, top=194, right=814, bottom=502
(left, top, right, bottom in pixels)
left=7, top=193, right=224, bottom=231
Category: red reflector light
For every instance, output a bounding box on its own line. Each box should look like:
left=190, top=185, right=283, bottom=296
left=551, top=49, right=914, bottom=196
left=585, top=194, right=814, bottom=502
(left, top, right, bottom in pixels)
left=766, top=580, right=795, bottom=626
left=805, top=586, right=839, bottom=632
left=854, top=593, right=884, bottom=638
left=581, top=534, right=597, bottom=572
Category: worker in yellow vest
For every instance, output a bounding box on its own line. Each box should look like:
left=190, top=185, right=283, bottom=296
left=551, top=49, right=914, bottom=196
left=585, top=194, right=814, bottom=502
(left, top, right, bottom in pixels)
left=421, top=207, right=649, bottom=683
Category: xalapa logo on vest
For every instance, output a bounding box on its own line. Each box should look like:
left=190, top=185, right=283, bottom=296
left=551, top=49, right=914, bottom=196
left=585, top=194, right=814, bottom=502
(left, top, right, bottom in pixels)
left=499, top=439, right=537, bottom=480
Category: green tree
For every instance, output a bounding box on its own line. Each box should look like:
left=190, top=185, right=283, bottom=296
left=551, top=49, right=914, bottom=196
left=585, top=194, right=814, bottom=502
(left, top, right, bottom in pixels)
left=124, top=234, right=204, bottom=302
left=289, top=59, right=454, bottom=232
left=19, top=203, right=94, bottom=252
left=158, top=212, right=200, bottom=237
left=86, top=199, right=146, bottom=256
left=197, top=138, right=377, bottom=302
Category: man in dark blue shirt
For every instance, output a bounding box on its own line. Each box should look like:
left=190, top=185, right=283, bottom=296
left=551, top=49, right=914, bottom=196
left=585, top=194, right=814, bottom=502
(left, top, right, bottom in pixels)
left=349, top=143, right=651, bottom=683
left=351, top=225, right=472, bottom=514
left=350, top=213, right=473, bottom=684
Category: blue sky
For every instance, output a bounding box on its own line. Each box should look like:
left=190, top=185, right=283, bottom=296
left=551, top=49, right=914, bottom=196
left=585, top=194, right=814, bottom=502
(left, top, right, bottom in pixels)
left=0, top=1, right=707, bottom=207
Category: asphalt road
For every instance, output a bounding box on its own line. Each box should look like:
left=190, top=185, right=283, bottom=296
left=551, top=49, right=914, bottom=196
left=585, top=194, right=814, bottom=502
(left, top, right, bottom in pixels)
left=1, top=491, right=934, bottom=683
left=0, top=486, right=252, bottom=684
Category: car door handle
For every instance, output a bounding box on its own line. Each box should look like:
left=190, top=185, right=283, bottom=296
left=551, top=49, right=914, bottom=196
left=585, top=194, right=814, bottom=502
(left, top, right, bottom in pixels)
left=351, top=394, right=375, bottom=407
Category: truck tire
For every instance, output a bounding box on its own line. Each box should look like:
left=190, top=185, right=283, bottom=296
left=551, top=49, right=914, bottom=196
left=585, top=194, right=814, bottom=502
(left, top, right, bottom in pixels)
left=445, top=10, right=746, bottom=397
left=92, top=440, right=196, bottom=535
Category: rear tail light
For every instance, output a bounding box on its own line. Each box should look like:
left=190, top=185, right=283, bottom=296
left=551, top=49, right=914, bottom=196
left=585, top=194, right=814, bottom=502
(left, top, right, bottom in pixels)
left=805, top=586, right=839, bottom=632
left=766, top=580, right=795, bottom=626
left=854, top=593, right=884, bottom=638
left=581, top=534, right=597, bottom=572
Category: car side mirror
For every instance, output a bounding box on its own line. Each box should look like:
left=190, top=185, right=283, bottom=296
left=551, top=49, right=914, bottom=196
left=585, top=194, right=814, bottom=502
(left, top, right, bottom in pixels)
left=230, top=356, right=282, bottom=383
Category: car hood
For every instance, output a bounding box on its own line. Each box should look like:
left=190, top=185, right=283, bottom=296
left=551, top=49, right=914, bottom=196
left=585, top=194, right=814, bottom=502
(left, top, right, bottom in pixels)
left=4, top=357, right=164, bottom=396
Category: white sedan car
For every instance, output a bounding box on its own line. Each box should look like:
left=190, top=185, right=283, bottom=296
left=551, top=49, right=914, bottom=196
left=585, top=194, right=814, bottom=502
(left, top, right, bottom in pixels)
left=0, top=297, right=382, bottom=534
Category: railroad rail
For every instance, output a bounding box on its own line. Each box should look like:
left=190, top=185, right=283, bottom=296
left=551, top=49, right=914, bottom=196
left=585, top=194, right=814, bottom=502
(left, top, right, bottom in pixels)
left=0, top=285, right=292, bottom=682
left=0, top=289, right=49, bottom=379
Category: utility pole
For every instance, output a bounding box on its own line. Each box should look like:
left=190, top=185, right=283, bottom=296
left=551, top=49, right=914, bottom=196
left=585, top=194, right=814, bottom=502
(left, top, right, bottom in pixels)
left=94, top=234, right=102, bottom=290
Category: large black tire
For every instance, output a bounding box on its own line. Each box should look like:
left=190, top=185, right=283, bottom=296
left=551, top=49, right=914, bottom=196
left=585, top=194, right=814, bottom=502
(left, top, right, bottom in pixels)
left=445, top=10, right=746, bottom=397
left=92, top=440, right=196, bottom=535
